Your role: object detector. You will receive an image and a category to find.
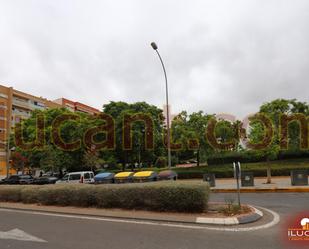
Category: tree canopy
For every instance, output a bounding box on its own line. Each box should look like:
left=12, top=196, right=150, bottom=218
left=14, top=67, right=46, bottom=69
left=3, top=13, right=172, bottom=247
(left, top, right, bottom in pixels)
left=10, top=98, right=308, bottom=173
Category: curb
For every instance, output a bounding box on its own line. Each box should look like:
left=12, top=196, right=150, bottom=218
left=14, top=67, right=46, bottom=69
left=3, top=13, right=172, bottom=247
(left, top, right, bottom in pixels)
left=196, top=206, right=263, bottom=225
left=0, top=202, right=263, bottom=226
left=211, top=187, right=309, bottom=193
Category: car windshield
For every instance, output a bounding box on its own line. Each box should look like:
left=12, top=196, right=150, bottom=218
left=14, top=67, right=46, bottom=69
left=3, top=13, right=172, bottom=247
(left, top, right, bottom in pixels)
left=9, top=176, right=19, bottom=179
left=69, top=174, right=81, bottom=180
left=20, top=175, right=31, bottom=179
left=61, top=175, right=69, bottom=181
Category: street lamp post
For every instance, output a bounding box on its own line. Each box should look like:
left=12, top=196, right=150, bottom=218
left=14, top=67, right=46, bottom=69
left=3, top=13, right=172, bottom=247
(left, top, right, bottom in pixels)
left=6, top=124, right=12, bottom=178
left=150, top=42, right=171, bottom=169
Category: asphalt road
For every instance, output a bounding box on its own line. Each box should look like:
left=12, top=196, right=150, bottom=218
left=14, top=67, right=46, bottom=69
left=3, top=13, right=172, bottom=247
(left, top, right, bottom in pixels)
left=0, top=193, right=308, bottom=249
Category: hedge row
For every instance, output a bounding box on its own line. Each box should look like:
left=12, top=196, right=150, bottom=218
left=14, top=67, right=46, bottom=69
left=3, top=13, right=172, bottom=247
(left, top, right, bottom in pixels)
left=0, top=182, right=209, bottom=213
left=207, top=151, right=266, bottom=165
left=207, top=150, right=309, bottom=165
left=278, top=150, right=309, bottom=160
left=176, top=168, right=308, bottom=179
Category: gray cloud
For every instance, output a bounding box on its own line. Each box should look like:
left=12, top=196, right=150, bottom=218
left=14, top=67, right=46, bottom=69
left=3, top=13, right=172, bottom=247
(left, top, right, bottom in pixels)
left=0, top=0, right=308, bottom=119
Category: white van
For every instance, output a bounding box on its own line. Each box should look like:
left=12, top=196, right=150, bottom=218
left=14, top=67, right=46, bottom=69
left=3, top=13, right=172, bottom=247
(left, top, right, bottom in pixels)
left=56, top=171, right=94, bottom=184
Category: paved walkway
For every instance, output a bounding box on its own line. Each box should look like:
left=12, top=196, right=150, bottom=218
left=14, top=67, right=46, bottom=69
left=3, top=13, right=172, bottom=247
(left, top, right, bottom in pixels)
left=211, top=176, right=309, bottom=192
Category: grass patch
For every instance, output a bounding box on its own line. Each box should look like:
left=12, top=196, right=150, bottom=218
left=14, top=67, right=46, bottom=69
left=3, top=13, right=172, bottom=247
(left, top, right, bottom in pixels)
left=217, top=204, right=251, bottom=216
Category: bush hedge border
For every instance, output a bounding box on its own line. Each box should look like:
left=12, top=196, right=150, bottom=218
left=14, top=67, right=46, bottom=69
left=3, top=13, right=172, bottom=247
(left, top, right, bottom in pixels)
left=0, top=182, right=210, bottom=213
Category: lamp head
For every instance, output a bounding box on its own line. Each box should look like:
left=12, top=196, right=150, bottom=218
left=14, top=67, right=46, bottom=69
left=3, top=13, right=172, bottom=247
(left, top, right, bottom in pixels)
left=151, top=42, right=158, bottom=50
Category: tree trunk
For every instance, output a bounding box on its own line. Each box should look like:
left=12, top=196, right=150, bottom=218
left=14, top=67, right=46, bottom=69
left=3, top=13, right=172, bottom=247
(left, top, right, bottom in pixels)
left=196, top=148, right=200, bottom=167
left=59, top=169, right=63, bottom=179
left=266, top=161, right=271, bottom=184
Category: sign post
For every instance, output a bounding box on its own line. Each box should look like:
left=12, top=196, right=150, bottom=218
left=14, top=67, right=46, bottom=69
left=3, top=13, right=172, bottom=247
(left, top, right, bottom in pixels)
left=233, top=162, right=241, bottom=207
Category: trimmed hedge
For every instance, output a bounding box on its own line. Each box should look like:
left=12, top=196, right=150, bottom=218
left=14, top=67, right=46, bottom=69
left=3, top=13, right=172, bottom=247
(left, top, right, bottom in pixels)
left=175, top=166, right=309, bottom=179
left=207, top=151, right=266, bottom=165
left=207, top=150, right=309, bottom=165
left=278, top=150, right=309, bottom=160
left=0, top=182, right=209, bottom=213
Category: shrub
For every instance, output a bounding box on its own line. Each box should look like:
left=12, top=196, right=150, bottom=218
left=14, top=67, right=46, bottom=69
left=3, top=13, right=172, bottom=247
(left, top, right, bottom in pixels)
left=207, top=151, right=267, bottom=165
left=0, top=182, right=210, bottom=213
left=94, top=182, right=209, bottom=212
left=155, top=157, right=167, bottom=168
left=21, top=186, right=42, bottom=203
left=207, top=150, right=309, bottom=166
left=176, top=171, right=205, bottom=179
left=0, top=186, right=22, bottom=202
left=278, top=150, right=309, bottom=160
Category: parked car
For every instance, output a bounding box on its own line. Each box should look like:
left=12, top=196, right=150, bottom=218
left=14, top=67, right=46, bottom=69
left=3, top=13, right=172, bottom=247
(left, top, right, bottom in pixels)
left=42, top=172, right=60, bottom=178
left=158, top=170, right=177, bottom=181
left=0, top=174, right=34, bottom=185
left=33, top=176, right=58, bottom=185
left=56, top=171, right=94, bottom=184
left=94, top=172, right=115, bottom=184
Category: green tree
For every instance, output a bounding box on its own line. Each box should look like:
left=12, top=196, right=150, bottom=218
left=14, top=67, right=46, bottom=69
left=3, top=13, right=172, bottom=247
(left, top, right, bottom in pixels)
left=10, top=151, right=28, bottom=174
left=248, top=114, right=279, bottom=183
left=103, top=101, right=164, bottom=169
left=172, top=111, right=214, bottom=166
left=82, top=151, right=104, bottom=172
left=259, top=98, right=308, bottom=149
left=14, top=108, right=91, bottom=174
left=214, top=119, right=242, bottom=151
left=248, top=98, right=308, bottom=183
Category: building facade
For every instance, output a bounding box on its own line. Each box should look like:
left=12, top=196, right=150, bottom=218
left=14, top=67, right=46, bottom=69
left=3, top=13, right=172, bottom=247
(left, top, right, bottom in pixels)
left=0, top=84, right=100, bottom=178
left=53, top=98, right=100, bottom=115
left=163, top=104, right=176, bottom=126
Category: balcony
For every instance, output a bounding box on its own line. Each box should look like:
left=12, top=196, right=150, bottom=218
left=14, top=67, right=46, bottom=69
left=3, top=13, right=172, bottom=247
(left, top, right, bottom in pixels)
left=13, top=98, right=31, bottom=110
left=12, top=109, right=31, bottom=118
left=0, top=104, right=7, bottom=110
left=29, top=103, right=46, bottom=110
left=0, top=151, right=7, bottom=156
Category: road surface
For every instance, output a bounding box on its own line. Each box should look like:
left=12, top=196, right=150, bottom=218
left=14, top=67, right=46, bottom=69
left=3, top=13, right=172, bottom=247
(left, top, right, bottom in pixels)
left=0, top=192, right=308, bottom=249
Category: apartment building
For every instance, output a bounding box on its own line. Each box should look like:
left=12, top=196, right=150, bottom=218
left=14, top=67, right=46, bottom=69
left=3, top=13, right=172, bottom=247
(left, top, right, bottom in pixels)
left=0, top=84, right=100, bottom=178
left=53, top=98, right=100, bottom=115
left=163, top=104, right=176, bottom=126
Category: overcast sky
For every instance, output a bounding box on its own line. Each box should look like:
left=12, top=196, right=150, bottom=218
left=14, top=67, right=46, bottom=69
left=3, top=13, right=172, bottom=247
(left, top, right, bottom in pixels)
left=0, top=0, right=308, bottom=118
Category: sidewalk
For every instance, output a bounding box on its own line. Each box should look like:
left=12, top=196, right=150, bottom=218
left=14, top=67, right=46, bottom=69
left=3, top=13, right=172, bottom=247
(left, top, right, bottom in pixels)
left=210, top=176, right=309, bottom=192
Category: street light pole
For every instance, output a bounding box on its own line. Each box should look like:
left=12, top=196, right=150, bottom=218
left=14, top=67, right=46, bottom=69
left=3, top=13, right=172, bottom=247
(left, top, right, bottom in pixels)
left=150, top=42, right=171, bottom=169
left=6, top=124, right=11, bottom=178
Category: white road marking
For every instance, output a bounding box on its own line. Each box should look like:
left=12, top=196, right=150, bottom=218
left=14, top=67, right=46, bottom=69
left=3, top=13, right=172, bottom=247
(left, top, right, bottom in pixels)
left=0, top=207, right=280, bottom=232
left=0, top=228, right=46, bottom=242
left=250, top=205, right=264, bottom=217
left=215, top=207, right=280, bottom=232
